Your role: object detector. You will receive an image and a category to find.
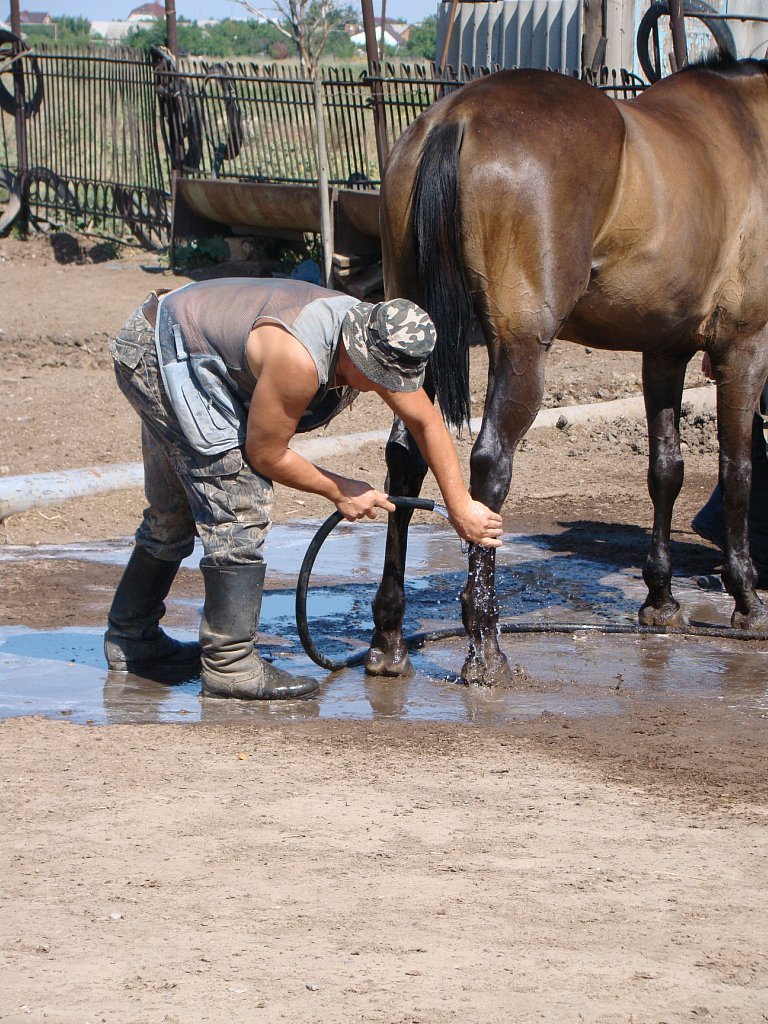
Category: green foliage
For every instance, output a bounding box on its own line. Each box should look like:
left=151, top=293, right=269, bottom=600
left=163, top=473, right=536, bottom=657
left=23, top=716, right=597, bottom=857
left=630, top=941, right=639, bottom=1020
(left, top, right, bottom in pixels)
left=23, top=15, right=94, bottom=47
left=125, top=6, right=356, bottom=61
left=172, top=235, right=230, bottom=271
left=279, top=233, right=323, bottom=271
left=401, top=15, right=437, bottom=61
left=322, top=29, right=355, bottom=60
left=123, top=18, right=166, bottom=50
left=126, top=18, right=288, bottom=58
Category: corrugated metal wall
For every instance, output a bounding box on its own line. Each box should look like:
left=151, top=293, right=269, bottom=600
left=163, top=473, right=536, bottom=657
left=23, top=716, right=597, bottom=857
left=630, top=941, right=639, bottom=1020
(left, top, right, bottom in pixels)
left=436, top=0, right=584, bottom=75
left=437, top=0, right=768, bottom=80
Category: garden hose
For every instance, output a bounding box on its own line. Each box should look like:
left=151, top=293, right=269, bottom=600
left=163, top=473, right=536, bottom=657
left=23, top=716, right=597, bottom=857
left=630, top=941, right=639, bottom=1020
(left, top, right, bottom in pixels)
left=295, top=499, right=768, bottom=672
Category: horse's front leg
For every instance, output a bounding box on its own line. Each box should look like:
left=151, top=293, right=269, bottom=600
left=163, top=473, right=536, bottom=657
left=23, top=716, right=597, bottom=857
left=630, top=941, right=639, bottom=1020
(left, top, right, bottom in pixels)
left=714, top=345, right=768, bottom=630
left=638, top=353, right=688, bottom=627
left=365, top=417, right=429, bottom=676
left=461, top=345, right=544, bottom=686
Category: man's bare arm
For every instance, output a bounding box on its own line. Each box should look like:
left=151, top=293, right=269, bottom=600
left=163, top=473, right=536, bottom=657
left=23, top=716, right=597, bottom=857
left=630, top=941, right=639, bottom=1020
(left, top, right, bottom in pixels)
left=381, top=388, right=503, bottom=548
left=244, top=328, right=394, bottom=520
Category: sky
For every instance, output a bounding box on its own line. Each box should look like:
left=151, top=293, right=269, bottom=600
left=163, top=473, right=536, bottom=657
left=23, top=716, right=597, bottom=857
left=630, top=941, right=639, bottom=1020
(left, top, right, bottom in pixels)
left=21, top=0, right=439, bottom=26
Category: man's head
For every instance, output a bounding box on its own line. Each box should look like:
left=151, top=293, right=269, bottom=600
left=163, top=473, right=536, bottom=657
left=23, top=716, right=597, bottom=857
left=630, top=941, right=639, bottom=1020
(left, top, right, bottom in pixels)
left=340, top=298, right=437, bottom=392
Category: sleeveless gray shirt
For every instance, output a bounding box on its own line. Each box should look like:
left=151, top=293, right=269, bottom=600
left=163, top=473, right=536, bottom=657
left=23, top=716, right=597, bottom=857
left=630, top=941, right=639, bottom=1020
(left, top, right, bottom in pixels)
left=155, top=278, right=360, bottom=455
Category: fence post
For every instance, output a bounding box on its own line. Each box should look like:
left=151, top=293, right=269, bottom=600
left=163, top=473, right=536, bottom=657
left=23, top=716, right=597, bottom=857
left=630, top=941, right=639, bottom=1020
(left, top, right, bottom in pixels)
left=361, top=0, right=389, bottom=177
left=9, top=0, right=28, bottom=233
left=668, top=0, right=688, bottom=71
left=313, top=74, right=333, bottom=288
left=165, top=0, right=178, bottom=57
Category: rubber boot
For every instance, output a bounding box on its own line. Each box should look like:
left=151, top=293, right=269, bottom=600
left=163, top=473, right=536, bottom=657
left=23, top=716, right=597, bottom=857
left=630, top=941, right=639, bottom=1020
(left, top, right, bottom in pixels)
left=199, top=560, right=319, bottom=700
left=104, top=546, right=201, bottom=675
left=691, top=409, right=768, bottom=587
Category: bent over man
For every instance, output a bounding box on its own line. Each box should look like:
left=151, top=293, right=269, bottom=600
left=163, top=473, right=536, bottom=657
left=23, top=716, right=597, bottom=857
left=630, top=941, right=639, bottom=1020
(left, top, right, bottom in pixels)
left=105, top=278, right=502, bottom=701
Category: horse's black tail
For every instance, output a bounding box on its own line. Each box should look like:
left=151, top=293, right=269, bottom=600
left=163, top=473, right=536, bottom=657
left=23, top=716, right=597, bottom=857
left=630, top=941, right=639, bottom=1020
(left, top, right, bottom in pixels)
left=412, top=119, right=473, bottom=430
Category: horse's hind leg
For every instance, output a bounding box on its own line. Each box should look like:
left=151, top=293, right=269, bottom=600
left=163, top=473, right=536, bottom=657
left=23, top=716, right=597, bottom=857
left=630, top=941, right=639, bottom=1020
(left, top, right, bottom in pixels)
left=712, top=339, right=768, bottom=629
left=638, top=352, right=689, bottom=626
left=365, top=416, right=429, bottom=676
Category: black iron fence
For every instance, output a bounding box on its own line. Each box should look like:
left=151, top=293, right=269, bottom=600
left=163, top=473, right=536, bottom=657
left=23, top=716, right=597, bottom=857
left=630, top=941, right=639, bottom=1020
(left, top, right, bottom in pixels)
left=0, top=42, right=646, bottom=249
left=1, top=45, right=170, bottom=246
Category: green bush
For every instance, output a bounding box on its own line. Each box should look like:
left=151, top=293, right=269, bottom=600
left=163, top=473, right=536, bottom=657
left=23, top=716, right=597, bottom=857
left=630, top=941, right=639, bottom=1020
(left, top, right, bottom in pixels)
left=401, top=15, right=436, bottom=61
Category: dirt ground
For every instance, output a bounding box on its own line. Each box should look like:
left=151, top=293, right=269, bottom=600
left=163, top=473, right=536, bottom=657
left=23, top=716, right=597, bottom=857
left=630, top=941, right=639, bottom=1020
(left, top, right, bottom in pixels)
left=1, top=234, right=766, bottom=1023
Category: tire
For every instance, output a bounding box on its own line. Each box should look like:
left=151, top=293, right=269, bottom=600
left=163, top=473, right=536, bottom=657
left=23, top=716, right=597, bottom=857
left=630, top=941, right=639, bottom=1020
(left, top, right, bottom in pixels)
left=150, top=45, right=204, bottom=173
left=114, top=186, right=170, bottom=251
left=203, top=64, right=244, bottom=166
left=0, top=167, right=21, bottom=233
left=636, top=0, right=737, bottom=82
left=0, top=29, right=44, bottom=118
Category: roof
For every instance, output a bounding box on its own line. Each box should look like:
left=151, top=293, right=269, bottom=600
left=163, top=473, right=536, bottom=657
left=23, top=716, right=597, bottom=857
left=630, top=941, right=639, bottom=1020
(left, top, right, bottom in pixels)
left=127, top=2, right=164, bottom=19
left=351, top=22, right=407, bottom=49
left=14, top=10, right=53, bottom=23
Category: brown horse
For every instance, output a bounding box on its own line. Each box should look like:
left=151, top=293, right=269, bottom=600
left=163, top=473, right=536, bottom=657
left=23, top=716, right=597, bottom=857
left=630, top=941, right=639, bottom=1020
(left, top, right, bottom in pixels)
left=366, top=56, right=768, bottom=686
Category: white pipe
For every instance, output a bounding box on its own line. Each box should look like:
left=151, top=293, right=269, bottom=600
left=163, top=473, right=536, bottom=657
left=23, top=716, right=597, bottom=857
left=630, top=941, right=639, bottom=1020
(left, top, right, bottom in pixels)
left=477, top=382, right=716, bottom=435
left=0, top=463, right=144, bottom=520
left=0, top=387, right=716, bottom=519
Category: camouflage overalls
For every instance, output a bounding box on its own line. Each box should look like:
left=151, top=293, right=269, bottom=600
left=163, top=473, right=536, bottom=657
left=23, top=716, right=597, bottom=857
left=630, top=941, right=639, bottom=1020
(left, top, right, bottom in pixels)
left=110, top=304, right=273, bottom=565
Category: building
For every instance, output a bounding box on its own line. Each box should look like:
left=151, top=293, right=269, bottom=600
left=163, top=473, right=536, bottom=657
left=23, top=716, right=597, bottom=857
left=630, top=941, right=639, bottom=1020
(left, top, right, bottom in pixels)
left=6, top=9, right=53, bottom=24
left=350, top=18, right=409, bottom=50
left=91, top=2, right=164, bottom=43
left=126, top=2, right=164, bottom=21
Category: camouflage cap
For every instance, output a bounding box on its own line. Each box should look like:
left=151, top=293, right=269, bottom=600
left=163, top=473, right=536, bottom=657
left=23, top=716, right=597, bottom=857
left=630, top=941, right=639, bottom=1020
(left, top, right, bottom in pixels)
left=340, top=298, right=437, bottom=393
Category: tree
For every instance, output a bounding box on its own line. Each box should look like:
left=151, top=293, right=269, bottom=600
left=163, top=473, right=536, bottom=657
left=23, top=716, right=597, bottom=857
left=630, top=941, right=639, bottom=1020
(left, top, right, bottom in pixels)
left=402, top=15, right=436, bottom=61
left=125, top=17, right=287, bottom=58
left=23, top=15, right=93, bottom=47
left=230, top=0, right=356, bottom=73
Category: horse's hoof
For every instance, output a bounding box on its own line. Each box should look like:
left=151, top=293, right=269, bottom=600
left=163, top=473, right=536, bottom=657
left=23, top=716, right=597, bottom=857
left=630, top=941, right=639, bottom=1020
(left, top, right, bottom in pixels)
left=730, top=604, right=768, bottom=632
left=364, top=640, right=411, bottom=677
left=638, top=600, right=684, bottom=628
left=460, top=645, right=511, bottom=687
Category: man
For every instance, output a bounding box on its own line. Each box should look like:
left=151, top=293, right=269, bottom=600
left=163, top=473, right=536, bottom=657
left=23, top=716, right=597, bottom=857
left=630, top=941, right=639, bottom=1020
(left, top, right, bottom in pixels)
left=105, top=278, right=503, bottom=701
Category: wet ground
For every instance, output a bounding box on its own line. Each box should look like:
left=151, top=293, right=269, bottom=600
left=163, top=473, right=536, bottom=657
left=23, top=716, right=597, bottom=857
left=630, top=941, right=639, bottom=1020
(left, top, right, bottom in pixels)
left=1, top=520, right=766, bottom=726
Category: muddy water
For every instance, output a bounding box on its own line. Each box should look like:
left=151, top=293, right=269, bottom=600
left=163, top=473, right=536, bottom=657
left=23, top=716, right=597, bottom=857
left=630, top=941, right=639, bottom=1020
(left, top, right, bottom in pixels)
left=1, top=521, right=766, bottom=725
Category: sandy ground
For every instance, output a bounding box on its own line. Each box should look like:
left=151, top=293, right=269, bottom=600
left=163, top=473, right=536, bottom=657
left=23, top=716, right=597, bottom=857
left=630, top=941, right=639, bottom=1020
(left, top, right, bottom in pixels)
left=1, top=233, right=766, bottom=1023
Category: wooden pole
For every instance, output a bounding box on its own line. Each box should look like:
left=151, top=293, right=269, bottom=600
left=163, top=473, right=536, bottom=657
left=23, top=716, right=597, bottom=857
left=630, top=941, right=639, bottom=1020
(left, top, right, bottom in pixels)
left=9, top=0, right=27, bottom=233
left=668, top=0, right=688, bottom=71
left=439, top=0, right=460, bottom=73
left=9, top=0, right=21, bottom=35
left=313, top=74, right=333, bottom=288
left=165, top=0, right=178, bottom=57
left=361, top=0, right=389, bottom=176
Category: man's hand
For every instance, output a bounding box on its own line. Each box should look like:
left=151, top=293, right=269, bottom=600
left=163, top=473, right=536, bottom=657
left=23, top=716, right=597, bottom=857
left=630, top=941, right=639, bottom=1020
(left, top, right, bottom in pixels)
left=448, top=498, right=504, bottom=548
left=336, top=479, right=396, bottom=521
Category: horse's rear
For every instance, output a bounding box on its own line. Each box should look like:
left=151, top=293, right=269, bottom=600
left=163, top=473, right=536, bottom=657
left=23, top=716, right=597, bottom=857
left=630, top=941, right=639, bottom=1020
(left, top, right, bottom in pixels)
left=374, top=63, right=768, bottom=685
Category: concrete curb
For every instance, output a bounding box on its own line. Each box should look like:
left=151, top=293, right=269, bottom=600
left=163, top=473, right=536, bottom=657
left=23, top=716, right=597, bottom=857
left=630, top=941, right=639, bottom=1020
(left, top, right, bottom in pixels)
left=0, top=386, right=716, bottom=520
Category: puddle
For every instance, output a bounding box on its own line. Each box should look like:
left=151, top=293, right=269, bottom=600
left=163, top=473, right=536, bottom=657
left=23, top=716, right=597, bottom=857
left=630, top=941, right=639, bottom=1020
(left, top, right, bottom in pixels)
left=1, top=522, right=767, bottom=725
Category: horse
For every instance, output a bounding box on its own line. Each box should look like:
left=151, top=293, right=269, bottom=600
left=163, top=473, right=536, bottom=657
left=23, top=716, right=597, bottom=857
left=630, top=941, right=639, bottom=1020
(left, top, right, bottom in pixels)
left=365, top=55, right=768, bottom=686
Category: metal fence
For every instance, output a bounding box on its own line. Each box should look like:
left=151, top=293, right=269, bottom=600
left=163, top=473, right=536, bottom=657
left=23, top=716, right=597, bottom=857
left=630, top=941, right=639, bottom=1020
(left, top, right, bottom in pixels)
left=1, top=46, right=170, bottom=246
left=0, top=44, right=647, bottom=248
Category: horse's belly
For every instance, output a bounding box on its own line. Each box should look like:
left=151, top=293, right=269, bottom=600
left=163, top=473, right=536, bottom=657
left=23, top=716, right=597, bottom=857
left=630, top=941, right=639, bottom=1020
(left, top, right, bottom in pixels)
left=564, top=274, right=701, bottom=351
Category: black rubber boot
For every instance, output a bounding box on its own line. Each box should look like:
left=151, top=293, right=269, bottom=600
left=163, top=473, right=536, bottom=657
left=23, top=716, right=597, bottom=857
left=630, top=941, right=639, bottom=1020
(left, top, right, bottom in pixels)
left=199, top=560, right=319, bottom=700
left=104, top=546, right=201, bottom=676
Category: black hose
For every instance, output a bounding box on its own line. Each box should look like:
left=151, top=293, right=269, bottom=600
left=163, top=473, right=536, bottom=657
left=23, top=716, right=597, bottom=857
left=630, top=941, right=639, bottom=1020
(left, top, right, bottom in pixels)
left=295, top=498, right=768, bottom=671
left=295, top=496, right=438, bottom=670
